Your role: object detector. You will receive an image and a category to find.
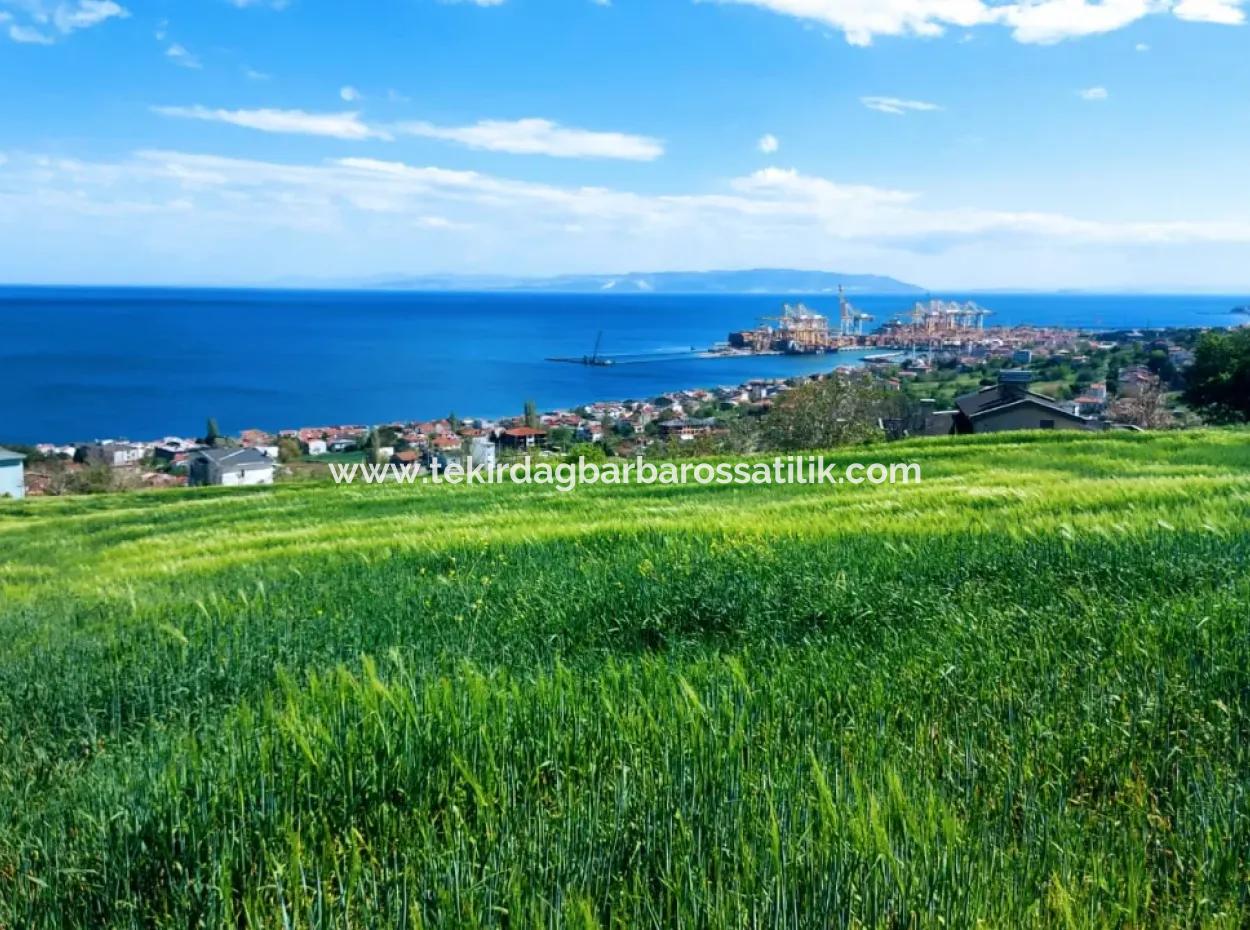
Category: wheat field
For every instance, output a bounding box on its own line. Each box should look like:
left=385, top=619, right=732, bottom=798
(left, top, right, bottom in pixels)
left=1, top=430, right=1248, bottom=928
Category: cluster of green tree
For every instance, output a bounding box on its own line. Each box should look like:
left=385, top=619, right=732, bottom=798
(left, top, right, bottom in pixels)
left=25, top=461, right=120, bottom=496
left=645, top=376, right=906, bottom=458
left=891, top=333, right=1203, bottom=413
left=1184, top=328, right=1250, bottom=423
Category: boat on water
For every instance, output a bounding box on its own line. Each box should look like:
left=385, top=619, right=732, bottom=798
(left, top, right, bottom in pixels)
left=548, top=330, right=616, bottom=366
left=582, top=331, right=614, bottom=366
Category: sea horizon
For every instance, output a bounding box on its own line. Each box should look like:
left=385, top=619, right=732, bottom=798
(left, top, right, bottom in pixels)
left=3, top=282, right=1249, bottom=297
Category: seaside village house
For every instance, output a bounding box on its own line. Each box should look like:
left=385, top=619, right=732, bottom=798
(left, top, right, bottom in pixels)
left=658, top=417, right=719, bottom=442
left=470, top=435, right=497, bottom=469
left=924, top=370, right=1103, bottom=436
left=499, top=426, right=547, bottom=451
left=86, top=442, right=146, bottom=467
left=153, top=438, right=205, bottom=465
left=1117, top=365, right=1160, bottom=398
left=188, top=447, right=276, bottom=487
left=0, top=447, right=25, bottom=500
left=423, top=434, right=468, bottom=471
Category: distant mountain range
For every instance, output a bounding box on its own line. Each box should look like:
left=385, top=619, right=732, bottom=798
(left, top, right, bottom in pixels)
left=370, top=269, right=925, bottom=295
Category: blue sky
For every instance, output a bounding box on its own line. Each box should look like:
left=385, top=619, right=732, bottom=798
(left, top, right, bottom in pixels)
left=2, top=0, right=1249, bottom=290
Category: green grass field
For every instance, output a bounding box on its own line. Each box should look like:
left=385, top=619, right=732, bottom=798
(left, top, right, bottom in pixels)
left=1, top=430, right=1248, bottom=928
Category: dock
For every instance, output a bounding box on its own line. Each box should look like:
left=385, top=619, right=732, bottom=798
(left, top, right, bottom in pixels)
left=726, top=287, right=870, bottom=356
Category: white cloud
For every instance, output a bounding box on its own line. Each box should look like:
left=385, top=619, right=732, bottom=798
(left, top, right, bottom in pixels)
left=13, top=148, right=1248, bottom=247
left=416, top=215, right=470, bottom=229
left=243, top=66, right=270, bottom=80
left=861, top=95, right=942, bottom=115
left=730, top=166, right=916, bottom=206
left=53, top=0, right=126, bottom=32
left=712, top=0, right=998, bottom=45
left=1135, top=40, right=1150, bottom=48
left=9, top=22, right=53, bottom=41
left=757, top=133, right=780, bottom=153
left=1078, top=85, right=1109, bottom=100
left=1000, top=0, right=1157, bottom=44
left=2, top=0, right=127, bottom=43
left=165, top=43, right=201, bottom=68
left=394, top=117, right=665, bottom=160
left=6, top=149, right=1250, bottom=285
left=149, top=106, right=660, bottom=159
left=340, top=85, right=361, bottom=102
left=1173, top=0, right=1245, bottom=22
left=154, top=105, right=391, bottom=140
left=709, top=0, right=1248, bottom=45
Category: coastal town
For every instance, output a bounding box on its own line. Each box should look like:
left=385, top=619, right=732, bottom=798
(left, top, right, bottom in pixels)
left=2, top=309, right=1232, bottom=500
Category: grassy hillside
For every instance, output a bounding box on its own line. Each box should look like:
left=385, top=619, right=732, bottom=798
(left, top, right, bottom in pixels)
left=1, top=431, right=1248, bottom=929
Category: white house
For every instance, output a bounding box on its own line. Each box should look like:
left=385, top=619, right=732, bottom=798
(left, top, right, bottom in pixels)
left=303, top=439, right=328, bottom=456
left=188, top=447, right=275, bottom=487
left=470, top=436, right=497, bottom=469
left=0, top=448, right=25, bottom=500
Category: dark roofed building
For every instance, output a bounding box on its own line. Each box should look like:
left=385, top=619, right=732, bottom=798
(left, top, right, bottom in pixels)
left=499, top=427, right=547, bottom=450
left=925, top=370, right=1103, bottom=436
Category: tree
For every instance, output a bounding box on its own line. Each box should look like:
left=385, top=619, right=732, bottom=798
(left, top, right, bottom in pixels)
left=720, top=417, right=761, bottom=454
left=1184, top=329, right=1250, bottom=423
left=1147, top=349, right=1178, bottom=386
left=65, top=464, right=115, bottom=495
left=1112, top=380, right=1175, bottom=430
left=277, top=437, right=303, bottom=463
left=204, top=418, right=221, bottom=447
left=364, top=428, right=383, bottom=465
left=523, top=400, right=539, bottom=429
left=567, top=442, right=606, bottom=464
left=547, top=426, right=574, bottom=451
left=759, top=376, right=888, bottom=451
left=448, top=411, right=461, bottom=431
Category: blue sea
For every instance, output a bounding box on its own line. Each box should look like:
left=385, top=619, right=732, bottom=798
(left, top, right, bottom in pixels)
left=0, top=287, right=1243, bottom=444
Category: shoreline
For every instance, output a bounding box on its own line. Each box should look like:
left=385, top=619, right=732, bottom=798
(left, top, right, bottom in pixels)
left=3, top=290, right=1243, bottom=446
